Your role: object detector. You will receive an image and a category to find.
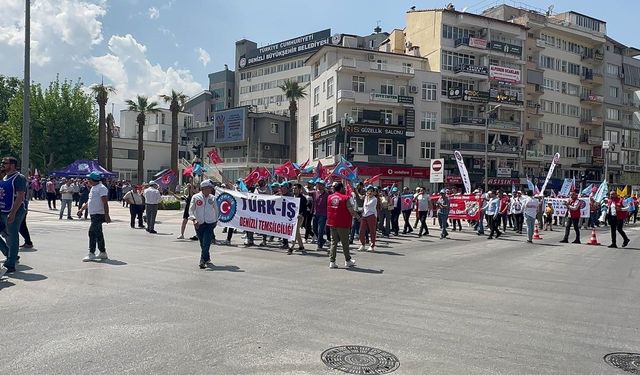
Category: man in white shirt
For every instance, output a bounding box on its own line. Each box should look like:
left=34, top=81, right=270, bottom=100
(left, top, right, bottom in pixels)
left=143, top=181, right=161, bottom=234
left=189, top=179, right=219, bottom=269
left=59, top=179, right=74, bottom=220
left=78, top=172, right=111, bottom=261
left=522, top=190, right=540, bottom=243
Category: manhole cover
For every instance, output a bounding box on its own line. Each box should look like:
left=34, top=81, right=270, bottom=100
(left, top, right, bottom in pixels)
left=604, top=352, right=640, bottom=373
left=321, top=345, right=400, bottom=374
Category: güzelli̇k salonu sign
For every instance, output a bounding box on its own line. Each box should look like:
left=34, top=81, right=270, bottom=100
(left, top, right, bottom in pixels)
left=238, top=29, right=331, bottom=69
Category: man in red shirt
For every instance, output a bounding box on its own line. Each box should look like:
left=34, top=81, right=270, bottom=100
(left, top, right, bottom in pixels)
left=327, top=182, right=360, bottom=269
left=606, top=191, right=630, bottom=248
left=560, top=191, right=582, bottom=244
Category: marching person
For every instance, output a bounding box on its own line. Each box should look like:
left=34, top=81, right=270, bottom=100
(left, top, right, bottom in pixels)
left=312, top=180, right=329, bottom=251
left=560, top=191, right=581, bottom=244
left=358, top=185, right=378, bottom=252
left=436, top=189, right=450, bottom=239
left=143, top=181, right=161, bottom=234
left=544, top=202, right=554, bottom=230
left=390, top=187, right=401, bottom=236
left=78, top=172, right=111, bottom=262
left=123, top=184, right=145, bottom=229
left=46, top=177, right=57, bottom=210
left=77, top=179, right=90, bottom=219
left=178, top=182, right=198, bottom=239
left=606, top=191, right=630, bottom=248
left=486, top=191, right=502, bottom=239
left=0, top=156, right=27, bottom=276
left=522, top=190, right=540, bottom=243
left=188, top=179, right=219, bottom=269
left=59, top=178, right=74, bottom=220
left=289, top=183, right=307, bottom=254
left=401, top=186, right=414, bottom=234
left=414, top=187, right=430, bottom=237
left=327, top=182, right=359, bottom=269
left=511, top=191, right=524, bottom=234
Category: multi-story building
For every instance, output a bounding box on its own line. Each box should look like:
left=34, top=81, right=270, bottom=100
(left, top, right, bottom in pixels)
left=395, top=6, right=528, bottom=189
left=305, top=40, right=434, bottom=187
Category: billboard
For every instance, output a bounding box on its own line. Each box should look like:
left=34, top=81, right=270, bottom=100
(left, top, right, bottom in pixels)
left=238, top=29, right=331, bottom=69
left=214, top=107, right=246, bottom=143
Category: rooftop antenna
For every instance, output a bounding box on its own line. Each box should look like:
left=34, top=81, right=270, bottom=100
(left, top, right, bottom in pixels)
left=546, top=5, right=554, bottom=16
left=374, top=20, right=382, bottom=33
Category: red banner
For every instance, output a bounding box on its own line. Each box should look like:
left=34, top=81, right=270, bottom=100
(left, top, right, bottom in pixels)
left=430, top=194, right=483, bottom=220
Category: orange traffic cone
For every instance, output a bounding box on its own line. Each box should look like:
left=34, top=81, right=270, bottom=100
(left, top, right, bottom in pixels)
left=533, top=222, right=543, bottom=240
left=586, top=228, right=601, bottom=246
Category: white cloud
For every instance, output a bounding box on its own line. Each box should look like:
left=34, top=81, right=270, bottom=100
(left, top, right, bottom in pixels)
left=196, top=47, right=211, bottom=67
left=148, top=6, right=159, bottom=19
left=0, top=0, right=106, bottom=72
left=89, top=34, right=203, bottom=111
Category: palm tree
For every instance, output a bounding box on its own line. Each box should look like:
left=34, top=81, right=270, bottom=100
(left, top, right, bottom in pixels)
left=125, top=95, right=159, bottom=184
left=90, top=83, right=116, bottom=166
left=159, top=90, right=188, bottom=190
left=279, top=80, right=307, bottom=162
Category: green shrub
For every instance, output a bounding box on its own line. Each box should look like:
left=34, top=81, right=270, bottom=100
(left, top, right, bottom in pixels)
left=158, top=197, right=181, bottom=210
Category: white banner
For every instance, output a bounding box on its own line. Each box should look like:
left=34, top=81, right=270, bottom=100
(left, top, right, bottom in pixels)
left=489, top=65, right=521, bottom=83
left=539, top=153, right=560, bottom=194
left=215, top=188, right=300, bottom=241
left=544, top=198, right=590, bottom=218
left=453, top=151, right=471, bottom=194
left=430, top=159, right=444, bottom=183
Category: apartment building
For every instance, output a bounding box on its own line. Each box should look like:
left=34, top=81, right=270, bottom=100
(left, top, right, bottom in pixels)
left=394, top=6, right=528, bottom=189
left=305, top=41, right=434, bottom=187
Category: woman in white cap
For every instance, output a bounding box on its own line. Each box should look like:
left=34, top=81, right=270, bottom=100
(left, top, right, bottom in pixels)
left=189, top=179, right=219, bottom=268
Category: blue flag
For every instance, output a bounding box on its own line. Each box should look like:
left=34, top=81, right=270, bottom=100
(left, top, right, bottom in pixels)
left=581, top=184, right=593, bottom=196
left=594, top=180, right=608, bottom=203
left=238, top=180, right=248, bottom=192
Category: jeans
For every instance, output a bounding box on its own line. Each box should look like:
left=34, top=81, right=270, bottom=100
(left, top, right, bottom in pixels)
left=487, top=215, right=502, bottom=237
left=378, top=209, right=391, bottom=236
left=313, top=215, right=327, bottom=248
left=195, top=222, right=214, bottom=262
left=438, top=213, right=449, bottom=238
left=476, top=212, right=485, bottom=233
left=130, top=204, right=144, bottom=227
left=88, top=214, right=106, bottom=253
left=608, top=215, right=629, bottom=246
left=562, top=217, right=581, bottom=242
left=0, top=206, right=26, bottom=269
left=59, top=199, right=73, bottom=218
left=304, top=212, right=314, bottom=240
left=146, top=204, right=158, bottom=231
left=525, top=215, right=535, bottom=241
left=350, top=217, right=360, bottom=242
left=514, top=213, right=524, bottom=233
left=329, top=227, right=352, bottom=263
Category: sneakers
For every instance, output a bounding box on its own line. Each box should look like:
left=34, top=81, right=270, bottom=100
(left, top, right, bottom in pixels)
left=0, top=265, right=6, bottom=278
left=82, top=253, right=98, bottom=262
left=559, top=239, right=569, bottom=243
left=177, top=235, right=184, bottom=239
left=571, top=240, right=581, bottom=244
left=190, top=236, right=198, bottom=241
left=329, top=262, right=338, bottom=269
left=608, top=244, right=618, bottom=248
left=199, top=260, right=206, bottom=269
left=357, top=245, right=366, bottom=252
left=97, top=251, right=108, bottom=260
left=19, top=243, right=33, bottom=249
left=345, top=259, right=356, bottom=268
left=221, top=240, right=230, bottom=245
left=623, top=239, right=630, bottom=248
left=367, top=245, right=374, bottom=252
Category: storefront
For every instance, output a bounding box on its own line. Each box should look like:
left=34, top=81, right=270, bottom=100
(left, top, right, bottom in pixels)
left=356, top=165, right=429, bottom=188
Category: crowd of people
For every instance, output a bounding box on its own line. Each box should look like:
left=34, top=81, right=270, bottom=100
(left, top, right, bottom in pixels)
left=0, top=156, right=637, bottom=277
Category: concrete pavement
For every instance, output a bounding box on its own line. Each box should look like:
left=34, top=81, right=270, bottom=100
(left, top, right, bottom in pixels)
left=2, top=200, right=640, bottom=374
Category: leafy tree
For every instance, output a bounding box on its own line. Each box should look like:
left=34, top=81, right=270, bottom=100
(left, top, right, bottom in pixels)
left=125, top=95, right=159, bottom=184
left=159, top=90, right=188, bottom=189
left=279, top=80, right=307, bottom=162
left=90, top=83, right=116, bottom=166
left=5, top=76, right=97, bottom=172
left=0, top=75, right=23, bottom=157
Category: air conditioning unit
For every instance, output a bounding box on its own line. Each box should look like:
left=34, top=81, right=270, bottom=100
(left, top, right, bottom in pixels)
left=409, top=85, right=418, bottom=94
left=367, top=53, right=375, bottom=61
left=264, top=145, right=271, bottom=151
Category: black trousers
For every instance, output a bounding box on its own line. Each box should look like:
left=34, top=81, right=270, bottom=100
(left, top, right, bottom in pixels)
left=46, top=192, right=57, bottom=209
left=488, top=215, right=502, bottom=237
left=304, top=212, right=314, bottom=240
left=608, top=215, right=629, bottom=246
left=129, top=204, right=144, bottom=227
left=514, top=213, right=524, bottom=232
left=391, top=208, right=401, bottom=235
left=89, top=214, right=106, bottom=253
left=562, top=218, right=581, bottom=242
left=418, top=211, right=429, bottom=235
left=402, top=209, right=413, bottom=233
left=19, top=210, right=32, bottom=245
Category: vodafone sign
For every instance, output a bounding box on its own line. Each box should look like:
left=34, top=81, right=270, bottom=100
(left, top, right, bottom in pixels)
left=430, top=159, right=444, bottom=183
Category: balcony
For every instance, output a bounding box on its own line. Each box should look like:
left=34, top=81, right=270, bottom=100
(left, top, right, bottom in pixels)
left=337, top=89, right=356, bottom=101
left=533, top=39, right=546, bottom=49
left=525, top=128, right=543, bottom=139
left=580, top=94, right=604, bottom=105
left=440, top=142, right=520, bottom=154
left=490, top=120, right=522, bottom=132
left=453, top=63, right=489, bottom=79
left=526, top=60, right=543, bottom=71
left=452, top=116, right=486, bottom=126
left=369, top=62, right=415, bottom=75
left=581, top=50, right=604, bottom=64
left=580, top=73, right=604, bottom=86
left=525, top=150, right=545, bottom=161
left=579, top=135, right=603, bottom=145
left=454, top=37, right=489, bottom=52
left=336, top=58, right=415, bottom=76
left=580, top=116, right=604, bottom=126
left=622, top=100, right=640, bottom=110
left=576, top=156, right=590, bottom=164
left=526, top=105, right=543, bottom=117
left=526, top=83, right=544, bottom=96
left=221, top=157, right=287, bottom=166
left=336, top=89, right=414, bottom=107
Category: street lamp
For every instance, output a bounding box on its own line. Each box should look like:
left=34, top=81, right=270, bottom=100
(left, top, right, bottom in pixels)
left=341, top=113, right=355, bottom=159
left=484, top=104, right=502, bottom=192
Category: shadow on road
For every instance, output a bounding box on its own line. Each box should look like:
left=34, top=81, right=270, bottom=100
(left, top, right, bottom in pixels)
left=98, top=259, right=128, bottom=266
left=0, top=279, right=16, bottom=290
left=346, top=267, right=384, bottom=274
left=205, top=264, right=244, bottom=272
left=18, top=247, right=38, bottom=252
left=368, top=250, right=405, bottom=256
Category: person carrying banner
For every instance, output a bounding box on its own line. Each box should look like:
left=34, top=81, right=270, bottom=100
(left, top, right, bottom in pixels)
left=606, top=191, right=630, bottom=248
left=560, top=191, right=581, bottom=244
left=436, top=189, right=450, bottom=239
left=522, top=190, right=540, bottom=243
left=327, top=182, right=359, bottom=269
left=189, top=180, right=219, bottom=269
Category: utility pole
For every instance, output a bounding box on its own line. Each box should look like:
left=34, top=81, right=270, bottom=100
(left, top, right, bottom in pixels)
left=21, top=0, right=30, bottom=174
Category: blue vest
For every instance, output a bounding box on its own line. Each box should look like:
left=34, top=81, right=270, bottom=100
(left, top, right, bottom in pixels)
left=0, top=174, right=21, bottom=213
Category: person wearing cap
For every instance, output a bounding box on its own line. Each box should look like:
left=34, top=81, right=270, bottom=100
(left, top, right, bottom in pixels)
left=436, top=189, right=450, bottom=239
left=485, top=191, right=502, bottom=239
left=303, top=180, right=316, bottom=244
left=358, top=185, right=378, bottom=251
left=401, top=186, right=414, bottom=234
left=327, top=182, right=359, bottom=268
left=78, top=171, right=111, bottom=262
left=312, top=180, right=329, bottom=251
left=390, top=186, right=401, bottom=236
left=0, top=156, right=28, bottom=276
left=124, top=184, right=146, bottom=229
left=143, top=181, right=161, bottom=234
left=59, top=178, right=74, bottom=220
left=189, top=179, right=219, bottom=268
left=511, top=191, right=524, bottom=234
left=414, top=187, right=430, bottom=237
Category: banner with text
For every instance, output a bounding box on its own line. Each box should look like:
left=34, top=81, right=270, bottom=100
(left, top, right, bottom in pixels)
left=544, top=197, right=590, bottom=218
left=453, top=151, right=471, bottom=194
left=539, top=153, right=560, bottom=194
left=430, top=194, right=482, bottom=220
left=215, top=188, right=300, bottom=241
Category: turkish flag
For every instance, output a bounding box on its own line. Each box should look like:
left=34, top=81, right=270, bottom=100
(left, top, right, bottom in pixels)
left=207, top=148, right=224, bottom=164
left=275, top=161, right=299, bottom=179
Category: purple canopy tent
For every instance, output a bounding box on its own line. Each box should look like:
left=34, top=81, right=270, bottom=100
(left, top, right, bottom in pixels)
left=50, top=159, right=116, bottom=178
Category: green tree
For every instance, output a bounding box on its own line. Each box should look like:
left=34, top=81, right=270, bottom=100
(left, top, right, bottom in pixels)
left=125, top=95, right=159, bottom=184
left=6, top=76, right=97, bottom=172
left=279, top=80, right=307, bottom=162
left=90, top=83, right=116, bottom=167
left=0, top=75, right=24, bottom=157
left=159, top=89, right=188, bottom=189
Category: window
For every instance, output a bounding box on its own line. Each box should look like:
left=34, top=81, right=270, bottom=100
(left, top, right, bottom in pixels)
left=422, top=82, right=437, bottom=101
left=378, top=139, right=393, bottom=156
left=161, top=113, right=166, bottom=124
left=420, top=141, right=436, bottom=159
left=420, top=111, right=437, bottom=130
left=352, top=76, right=365, bottom=92
left=326, top=139, right=333, bottom=156
left=326, top=107, right=334, bottom=124
left=609, top=86, right=619, bottom=98
left=568, top=63, right=581, bottom=75
left=326, top=77, right=334, bottom=98
left=311, top=115, right=319, bottom=130
left=381, top=80, right=394, bottom=95
left=270, top=123, right=279, bottom=134
left=350, top=137, right=364, bottom=154
left=441, top=51, right=475, bottom=71
left=161, top=130, right=166, bottom=142
left=380, top=109, right=393, bottom=125
left=442, top=24, right=472, bottom=40
left=607, top=108, right=620, bottom=121
left=313, top=142, right=319, bottom=159
left=313, top=86, right=320, bottom=106
left=544, top=144, right=553, bottom=155
left=607, top=63, right=620, bottom=76
left=351, top=107, right=363, bottom=122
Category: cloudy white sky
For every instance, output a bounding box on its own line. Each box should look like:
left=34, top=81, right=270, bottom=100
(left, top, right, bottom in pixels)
left=1, top=0, right=638, bottom=116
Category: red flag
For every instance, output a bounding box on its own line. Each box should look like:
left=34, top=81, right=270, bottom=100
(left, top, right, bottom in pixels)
left=364, top=174, right=382, bottom=185
left=275, top=161, right=299, bottom=179
left=207, top=148, right=224, bottom=164
left=345, top=181, right=353, bottom=196
left=182, top=166, right=193, bottom=176
left=298, top=159, right=310, bottom=170
left=244, top=166, right=271, bottom=185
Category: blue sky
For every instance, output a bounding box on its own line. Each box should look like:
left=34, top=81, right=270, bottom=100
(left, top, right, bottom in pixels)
left=1, top=0, right=638, bottom=113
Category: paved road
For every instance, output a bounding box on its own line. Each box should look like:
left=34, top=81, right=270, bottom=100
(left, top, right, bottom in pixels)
left=2, top=200, right=640, bottom=374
